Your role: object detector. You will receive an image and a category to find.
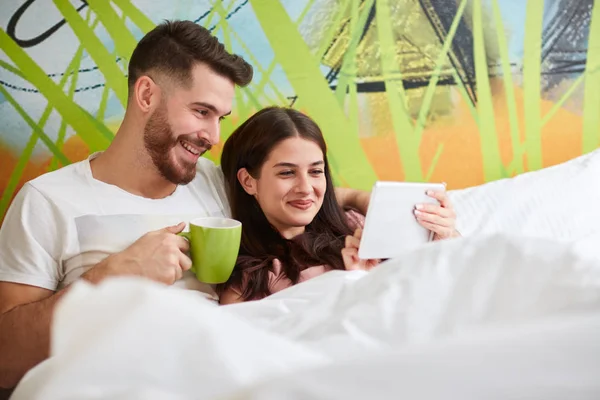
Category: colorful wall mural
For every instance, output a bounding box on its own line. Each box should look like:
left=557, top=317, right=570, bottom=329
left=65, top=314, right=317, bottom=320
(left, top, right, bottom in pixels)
left=0, top=0, right=599, bottom=223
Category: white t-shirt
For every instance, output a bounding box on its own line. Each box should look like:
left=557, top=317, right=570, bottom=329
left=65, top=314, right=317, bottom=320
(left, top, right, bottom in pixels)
left=0, top=153, right=231, bottom=299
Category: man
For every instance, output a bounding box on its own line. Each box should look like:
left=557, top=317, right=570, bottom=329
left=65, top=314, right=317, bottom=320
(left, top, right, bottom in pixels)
left=0, top=20, right=369, bottom=389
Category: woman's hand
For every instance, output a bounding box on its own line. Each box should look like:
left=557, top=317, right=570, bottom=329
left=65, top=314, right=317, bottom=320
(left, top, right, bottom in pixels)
left=414, top=189, right=461, bottom=240
left=342, top=228, right=380, bottom=271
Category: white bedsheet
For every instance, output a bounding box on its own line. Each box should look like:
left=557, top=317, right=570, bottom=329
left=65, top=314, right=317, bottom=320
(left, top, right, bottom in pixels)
left=11, top=234, right=600, bottom=400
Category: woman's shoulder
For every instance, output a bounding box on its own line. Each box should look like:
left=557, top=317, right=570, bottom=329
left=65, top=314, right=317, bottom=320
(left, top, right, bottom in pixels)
left=268, top=259, right=329, bottom=293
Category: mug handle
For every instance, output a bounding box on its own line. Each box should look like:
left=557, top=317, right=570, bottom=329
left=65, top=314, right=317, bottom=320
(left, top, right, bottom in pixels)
left=177, top=232, right=195, bottom=273
left=178, top=231, right=191, bottom=240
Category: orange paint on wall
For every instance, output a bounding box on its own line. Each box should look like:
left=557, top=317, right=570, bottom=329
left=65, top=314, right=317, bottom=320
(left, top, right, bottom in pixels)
left=0, top=135, right=90, bottom=209
left=359, top=78, right=587, bottom=190
left=0, top=77, right=590, bottom=214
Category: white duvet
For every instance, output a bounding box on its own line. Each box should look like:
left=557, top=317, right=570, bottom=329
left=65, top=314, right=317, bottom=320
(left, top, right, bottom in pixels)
left=11, top=233, right=600, bottom=400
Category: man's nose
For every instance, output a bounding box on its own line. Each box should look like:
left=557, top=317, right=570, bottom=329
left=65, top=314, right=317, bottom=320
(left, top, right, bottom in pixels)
left=210, top=118, right=221, bottom=145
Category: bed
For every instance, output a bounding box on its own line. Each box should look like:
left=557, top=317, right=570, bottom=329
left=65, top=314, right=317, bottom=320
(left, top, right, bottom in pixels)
left=10, top=149, right=600, bottom=399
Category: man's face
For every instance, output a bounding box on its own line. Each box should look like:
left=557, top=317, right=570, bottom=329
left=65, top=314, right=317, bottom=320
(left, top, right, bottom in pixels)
left=143, top=63, right=235, bottom=184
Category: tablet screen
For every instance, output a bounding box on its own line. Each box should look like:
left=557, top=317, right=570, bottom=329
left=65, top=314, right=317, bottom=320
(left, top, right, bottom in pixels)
left=358, top=181, right=445, bottom=259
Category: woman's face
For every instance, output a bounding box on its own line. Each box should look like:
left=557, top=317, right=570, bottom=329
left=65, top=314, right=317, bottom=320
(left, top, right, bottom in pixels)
left=240, top=137, right=327, bottom=239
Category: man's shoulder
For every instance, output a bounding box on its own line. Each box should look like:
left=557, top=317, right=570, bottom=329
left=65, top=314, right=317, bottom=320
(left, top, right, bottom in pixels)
left=192, top=157, right=223, bottom=186
left=195, top=156, right=220, bottom=174
left=26, top=159, right=89, bottom=199
left=187, top=156, right=230, bottom=215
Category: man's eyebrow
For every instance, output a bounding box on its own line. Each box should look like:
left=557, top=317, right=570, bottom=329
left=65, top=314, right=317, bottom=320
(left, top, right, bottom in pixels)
left=190, top=102, right=231, bottom=117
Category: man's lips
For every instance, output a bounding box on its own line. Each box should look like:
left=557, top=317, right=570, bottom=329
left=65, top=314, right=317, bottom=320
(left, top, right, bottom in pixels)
left=180, top=140, right=201, bottom=155
left=178, top=138, right=212, bottom=157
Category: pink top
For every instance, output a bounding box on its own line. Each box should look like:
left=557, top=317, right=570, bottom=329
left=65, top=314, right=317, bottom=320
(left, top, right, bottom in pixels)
left=267, top=210, right=365, bottom=295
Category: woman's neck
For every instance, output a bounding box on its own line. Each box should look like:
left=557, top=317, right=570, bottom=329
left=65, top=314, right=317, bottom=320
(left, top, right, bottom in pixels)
left=270, top=221, right=305, bottom=240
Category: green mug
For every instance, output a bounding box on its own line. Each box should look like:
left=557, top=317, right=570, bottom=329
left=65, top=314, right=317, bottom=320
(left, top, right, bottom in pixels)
left=178, top=217, right=242, bottom=284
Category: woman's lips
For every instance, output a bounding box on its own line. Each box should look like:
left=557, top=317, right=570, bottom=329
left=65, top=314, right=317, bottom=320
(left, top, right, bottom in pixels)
left=288, top=200, right=313, bottom=210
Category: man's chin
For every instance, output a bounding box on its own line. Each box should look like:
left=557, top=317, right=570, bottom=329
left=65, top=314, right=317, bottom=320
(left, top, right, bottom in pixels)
left=158, top=164, right=197, bottom=185
left=173, top=171, right=196, bottom=185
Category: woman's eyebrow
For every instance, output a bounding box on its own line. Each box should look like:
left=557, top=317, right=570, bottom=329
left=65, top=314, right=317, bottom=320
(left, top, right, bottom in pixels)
left=272, top=161, right=324, bottom=168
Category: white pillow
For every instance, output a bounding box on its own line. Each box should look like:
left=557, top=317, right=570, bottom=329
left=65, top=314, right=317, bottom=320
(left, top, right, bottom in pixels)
left=448, top=149, right=600, bottom=242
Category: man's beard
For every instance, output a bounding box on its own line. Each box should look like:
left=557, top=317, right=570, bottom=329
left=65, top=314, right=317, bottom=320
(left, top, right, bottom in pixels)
left=143, top=105, right=212, bottom=185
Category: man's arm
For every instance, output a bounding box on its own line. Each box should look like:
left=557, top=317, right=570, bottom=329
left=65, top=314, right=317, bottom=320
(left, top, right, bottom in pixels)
left=0, top=257, right=114, bottom=389
left=0, top=282, right=65, bottom=388
left=0, top=223, right=191, bottom=389
left=334, top=187, right=371, bottom=215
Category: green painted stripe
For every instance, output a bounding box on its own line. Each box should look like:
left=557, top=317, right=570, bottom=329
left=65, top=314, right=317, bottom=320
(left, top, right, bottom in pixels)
left=316, top=0, right=352, bottom=61
left=50, top=10, right=99, bottom=171
left=295, top=0, right=317, bottom=27
left=492, top=0, right=523, bottom=174
left=86, top=0, right=139, bottom=62
left=209, top=1, right=288, bottom=105
left=249, top=0, right=377, bottom=189
left=425, top=143, right=444, bottom=181
left=213, top=2, right=248, bottom=118
left=96, top=80, right=113, bottom=122
left=450, top=67, right=478, bottom=124
left=247, top=60, right=281, bottom=106
left=0, top=24, right=114, bottom=150
left=541, top=72, right=585, bottom=128
left=208, top=0, right=237, bottom=33
left=376, top=0, right=423, bottom=181
left=0, top=60, right=22, bottom=77
left=335, top=0, right=372, bottom=107
left=414, top=0, right=468, bottom=142
left=2, top=10, right=98, bottom=214
left=242, top=87, right=262, bottom=110
left=0, top=135, right=38, bottom=217
left=0, top=86, right=70, bottom=165
left=582, top=1, right=600, bottom=152
left=112, top=0, right=156, bottom=34
left=202, top=4, right=222, bottom=29
left=473, top=0, right=503, bottom=181
left=53, top=0, right=128, bottom=107
left=522, top=0, right=544, bottom=170
left=49, top=49, right=86, bottom=171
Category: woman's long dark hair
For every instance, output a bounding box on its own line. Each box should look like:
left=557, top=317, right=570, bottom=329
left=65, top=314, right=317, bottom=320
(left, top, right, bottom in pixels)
left=217, top=106, right=353, bottom=301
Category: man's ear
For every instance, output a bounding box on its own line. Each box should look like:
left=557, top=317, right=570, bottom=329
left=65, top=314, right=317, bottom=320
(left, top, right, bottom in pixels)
left=237, top=168, right=257, bottom=195
left=132, top=75, right=161, bottom=114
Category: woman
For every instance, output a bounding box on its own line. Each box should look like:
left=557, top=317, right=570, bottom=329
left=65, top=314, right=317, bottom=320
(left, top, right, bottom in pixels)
left=217, top=107, right=458, bottom=304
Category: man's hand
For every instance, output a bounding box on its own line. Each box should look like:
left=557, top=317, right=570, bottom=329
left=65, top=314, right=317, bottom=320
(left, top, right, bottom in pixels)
left=84, top=222, right=192, bottom=285
left=335, top=187, right=370, bottom=215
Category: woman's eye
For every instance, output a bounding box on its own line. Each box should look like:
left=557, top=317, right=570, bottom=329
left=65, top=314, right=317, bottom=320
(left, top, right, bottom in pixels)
left=279, top=170, right=294, bottom=176
left=310, top=169, right=324, bottom=175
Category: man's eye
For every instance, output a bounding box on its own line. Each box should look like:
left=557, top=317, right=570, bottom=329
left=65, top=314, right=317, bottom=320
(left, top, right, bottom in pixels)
left=197, top=109, right=208, bottom=116
left=279, top=171, right=294, bottom=176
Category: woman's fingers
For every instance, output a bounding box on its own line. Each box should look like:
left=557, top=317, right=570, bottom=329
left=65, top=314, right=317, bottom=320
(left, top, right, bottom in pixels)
left=415, top=210, right=454, bottom=227
left=417, top=219, right=454, bottom=238
left=345, top=234, right=361, bottom=250
left=342, top=247, right=360, bottom=270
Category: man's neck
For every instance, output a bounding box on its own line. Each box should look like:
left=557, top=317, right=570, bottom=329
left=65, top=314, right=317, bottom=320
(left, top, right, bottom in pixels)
left=90, top=124, right=177, bottom=200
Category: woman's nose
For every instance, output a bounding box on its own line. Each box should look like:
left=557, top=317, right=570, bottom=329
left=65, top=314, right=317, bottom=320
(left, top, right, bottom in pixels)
left=295, top=175, right=312, bottom=193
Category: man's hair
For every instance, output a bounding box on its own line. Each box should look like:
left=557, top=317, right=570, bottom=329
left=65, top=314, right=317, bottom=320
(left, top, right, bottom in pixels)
left=127, top=20, right=253, bottom=91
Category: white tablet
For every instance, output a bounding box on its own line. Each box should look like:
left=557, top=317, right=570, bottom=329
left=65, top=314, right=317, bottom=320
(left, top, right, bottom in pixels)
left=358, top=181, right=445, bottom=260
